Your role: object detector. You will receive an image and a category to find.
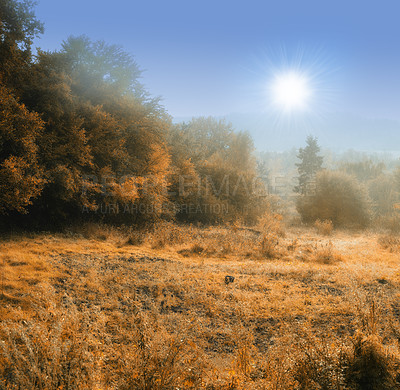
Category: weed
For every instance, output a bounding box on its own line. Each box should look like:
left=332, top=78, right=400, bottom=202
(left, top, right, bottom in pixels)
left=312, top=241, right=342, bottom=264
left=0, top=302, right=100, bottom=389
left=150, top=221, right=191, bottom=248
left=259, top=233, right=281, bottom=259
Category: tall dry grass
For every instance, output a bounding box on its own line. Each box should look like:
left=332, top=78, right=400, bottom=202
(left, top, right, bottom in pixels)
left=2, top=222, right=400, bottom=388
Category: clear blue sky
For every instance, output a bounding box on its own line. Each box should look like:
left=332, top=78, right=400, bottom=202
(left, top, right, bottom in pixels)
left=33, top=0, right=400, bottom=121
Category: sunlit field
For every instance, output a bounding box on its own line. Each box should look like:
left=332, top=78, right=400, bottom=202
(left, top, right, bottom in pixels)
left=2, top=0, right=400, bottom=389
left=2, top=222, right=400, bottom=389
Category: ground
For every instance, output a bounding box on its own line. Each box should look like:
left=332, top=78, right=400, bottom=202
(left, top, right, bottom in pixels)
left=1, top=225, right=400, bottom=389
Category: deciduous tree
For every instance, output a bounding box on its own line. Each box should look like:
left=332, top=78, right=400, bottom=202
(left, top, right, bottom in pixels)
left=0, top=0, right=43, bottom=92
left=296, top=170, right=371, bottom=228
left=0, top=83, right=44, bottom=213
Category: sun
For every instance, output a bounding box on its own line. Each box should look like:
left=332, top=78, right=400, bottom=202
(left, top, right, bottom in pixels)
left=271, top=71, right=311, bottom=111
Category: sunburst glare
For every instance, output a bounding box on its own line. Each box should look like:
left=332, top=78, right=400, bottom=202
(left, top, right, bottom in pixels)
left=271, top=71, right=311, bottom=112
left=245, top=45, right=341, bottom=131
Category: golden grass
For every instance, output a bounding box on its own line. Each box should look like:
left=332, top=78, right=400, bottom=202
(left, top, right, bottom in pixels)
left=378, top=234, right=400, bottom=252
left=1, top=225, right=400, bottom=388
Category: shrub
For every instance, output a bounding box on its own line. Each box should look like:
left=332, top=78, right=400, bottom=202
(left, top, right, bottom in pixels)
left=124, top=230, right=145, bottom=246
left=77, top=222, right=110, bottom=240
left=345, top=333, right=399, bottom=390
left=383, top=215, right=400, bottom=234
left=312, top=241, right=342, bottom=264
left=257, top=210, right=285, bottom=238
left=256, top=210, right=286, bottom=259
left=293, top=344, right=345, bottom=389
left=368, top=174, right=398, bottom=217
left=297, top=170, right=372, bottom=228
left=376, top=204, right=400, bottom=234
left=111, top=313, right=203, bottom=390
left=259, top=232, right=281, bottom=259
left=314, top=219, right=333, bottom=236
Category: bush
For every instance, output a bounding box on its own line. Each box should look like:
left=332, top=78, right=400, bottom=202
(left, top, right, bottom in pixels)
left=297, top=170, right=372, bottom=228
left=315, top=219, right=333, bottom=236
left=291, top=332, right=399, bottom=390
left=256, top=210, right=286, bottom=259
left=257, top=210, right=285, bottom=238
left=293, top=344, right=345, bottom=389
left=376, top=203, right=400, bottom=234
left=368, top=174, right=398, bottom=217
left=259, top=233, right=281, bottom=259
left=345, top=333, right=399, bottom=390
left=312, top=241, right=342, bottom=264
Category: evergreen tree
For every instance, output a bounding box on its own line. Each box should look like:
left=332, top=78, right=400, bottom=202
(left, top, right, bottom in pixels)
left=295, top=135, right=323, bottom=195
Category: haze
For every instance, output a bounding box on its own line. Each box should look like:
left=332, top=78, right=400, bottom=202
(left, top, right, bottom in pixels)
left=33, top=0, right=400, bottom=150
left=4, top=2, right=400, bottom=387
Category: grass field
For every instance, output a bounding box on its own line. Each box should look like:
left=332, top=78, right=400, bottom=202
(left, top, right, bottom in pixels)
left=1, top=223, right=400, bottom=389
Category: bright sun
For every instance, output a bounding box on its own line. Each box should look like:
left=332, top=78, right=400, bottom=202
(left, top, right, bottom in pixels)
left=271, top=71, right=311, bottom=111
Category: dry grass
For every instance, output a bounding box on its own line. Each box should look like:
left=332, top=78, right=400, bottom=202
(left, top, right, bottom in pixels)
left=377, top=214, right=400, bottom=234
left=311, top=241, right=343, bottom=264
left=1, top=224, right=400, bottom=388
left=378, top=234, right=400, bottom=252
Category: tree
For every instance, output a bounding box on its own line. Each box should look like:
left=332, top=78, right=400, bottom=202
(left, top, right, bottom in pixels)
left=59, top=35, right=161, bottom=112
left=0, top=83, right=44, bottom=214
left=0, top=0, right=43, bottom=92
left=19, top=37, right=171, bottom=225
left=295, top=135, right=323, bottom=195
left=0, top=0, right=46, bottom=220
left=168, top=117, right=266, bottom=224
left=394, top=166, right=400, bottom=193
left=340, top=160, right=385, bottom=182
left=368, top=174, right=398, bottom=217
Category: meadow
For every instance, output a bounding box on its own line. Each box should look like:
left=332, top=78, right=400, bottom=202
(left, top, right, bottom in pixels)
left=3, top=1, right=400, bottom=389
left=1, top=221, right=400, bottom=389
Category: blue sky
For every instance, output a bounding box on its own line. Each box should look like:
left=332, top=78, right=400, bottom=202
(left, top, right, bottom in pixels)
left=33, top=0, right=400, bottom=122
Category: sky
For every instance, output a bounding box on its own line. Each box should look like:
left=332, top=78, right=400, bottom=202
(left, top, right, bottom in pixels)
left=32, top=0, right=400, bottom=148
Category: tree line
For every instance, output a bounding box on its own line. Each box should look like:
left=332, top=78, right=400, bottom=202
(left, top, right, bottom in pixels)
left=293, top=136, right=400, bottom=229
left=2, top=1, right=399, bottom=231
left=0, top=0, right=266, bottom=229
